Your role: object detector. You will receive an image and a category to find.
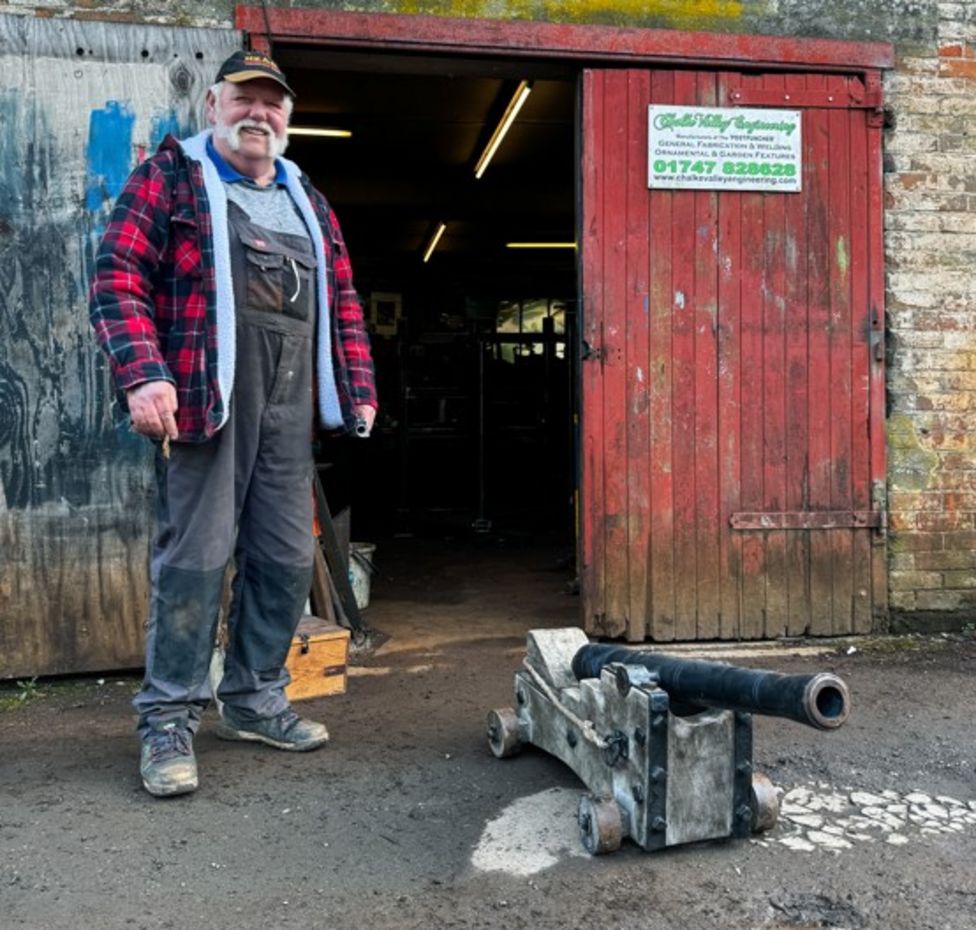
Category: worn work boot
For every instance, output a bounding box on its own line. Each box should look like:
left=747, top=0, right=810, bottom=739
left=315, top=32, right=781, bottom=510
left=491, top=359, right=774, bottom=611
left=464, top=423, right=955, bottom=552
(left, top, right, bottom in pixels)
left=216, top=707, right=329, bottom=751
left=140, top=722, right=198, bottom=797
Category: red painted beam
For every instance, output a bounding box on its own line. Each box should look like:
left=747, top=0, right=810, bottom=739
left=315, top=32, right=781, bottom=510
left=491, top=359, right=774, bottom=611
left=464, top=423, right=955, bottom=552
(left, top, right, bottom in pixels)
left=235, top=6, right=894, bottom=73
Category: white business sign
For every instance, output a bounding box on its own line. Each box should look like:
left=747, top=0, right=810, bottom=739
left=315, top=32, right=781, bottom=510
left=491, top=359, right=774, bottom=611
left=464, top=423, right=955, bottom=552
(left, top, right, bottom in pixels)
left=647, top=105, right=802, bottom=192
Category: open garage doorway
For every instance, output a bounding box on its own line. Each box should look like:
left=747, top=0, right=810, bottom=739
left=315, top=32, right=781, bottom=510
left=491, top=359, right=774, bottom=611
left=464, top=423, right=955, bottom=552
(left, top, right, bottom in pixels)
left=241, top=9, right=890, bottom=646
left=275, top=44, right=581, bottom=631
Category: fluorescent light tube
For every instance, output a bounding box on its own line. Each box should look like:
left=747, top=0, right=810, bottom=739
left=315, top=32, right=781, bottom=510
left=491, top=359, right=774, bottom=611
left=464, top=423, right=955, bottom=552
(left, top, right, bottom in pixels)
left=505, top=242, right=578, bottom=249
left=474, top=80, right=532, bottom=180
left=288, top=127, right=353, bottom=138
left=423, top=222, right=447, bottom=263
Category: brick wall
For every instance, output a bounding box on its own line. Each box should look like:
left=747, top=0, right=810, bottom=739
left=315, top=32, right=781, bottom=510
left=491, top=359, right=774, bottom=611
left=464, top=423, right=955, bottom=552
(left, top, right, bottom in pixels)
left=884, top=2, right=976, bottom=628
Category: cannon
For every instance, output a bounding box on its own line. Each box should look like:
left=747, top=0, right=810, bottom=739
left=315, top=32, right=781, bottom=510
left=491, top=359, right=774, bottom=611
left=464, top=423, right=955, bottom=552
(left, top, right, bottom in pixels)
left=486, top=628, right=851, bottom=856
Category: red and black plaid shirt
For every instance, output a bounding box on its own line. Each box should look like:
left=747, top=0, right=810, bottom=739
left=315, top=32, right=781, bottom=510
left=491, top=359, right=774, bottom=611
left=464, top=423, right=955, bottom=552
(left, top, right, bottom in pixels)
left=89, top=134, right=376, bottom=440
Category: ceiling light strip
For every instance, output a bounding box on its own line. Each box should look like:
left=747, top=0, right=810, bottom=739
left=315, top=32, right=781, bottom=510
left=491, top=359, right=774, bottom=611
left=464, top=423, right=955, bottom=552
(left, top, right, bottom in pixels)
left=423, top=222, right=447, bottom=263
left=474, top=80, right=533, bottom=180
left=288, top=127, right=353, bottom=138
left=505, top=242, right=578, bottom=249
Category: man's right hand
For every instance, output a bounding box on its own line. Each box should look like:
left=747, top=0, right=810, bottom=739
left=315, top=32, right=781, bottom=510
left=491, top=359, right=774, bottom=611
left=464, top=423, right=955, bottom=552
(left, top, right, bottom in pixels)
left=127, top=381, right=179, bottom=440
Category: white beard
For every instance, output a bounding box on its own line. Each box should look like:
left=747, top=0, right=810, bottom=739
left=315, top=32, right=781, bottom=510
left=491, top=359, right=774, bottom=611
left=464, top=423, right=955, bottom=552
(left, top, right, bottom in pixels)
left=213, top=106, right=289, bottom=160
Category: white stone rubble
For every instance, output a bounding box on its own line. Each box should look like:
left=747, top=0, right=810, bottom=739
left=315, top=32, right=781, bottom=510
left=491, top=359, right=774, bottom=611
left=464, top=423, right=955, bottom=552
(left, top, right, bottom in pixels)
left=766, top=783, right=976, bottom=854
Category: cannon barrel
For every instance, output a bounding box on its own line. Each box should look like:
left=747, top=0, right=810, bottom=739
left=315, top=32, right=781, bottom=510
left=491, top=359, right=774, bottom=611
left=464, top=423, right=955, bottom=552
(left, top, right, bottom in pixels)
left=571, top=645, right=850, bottom=730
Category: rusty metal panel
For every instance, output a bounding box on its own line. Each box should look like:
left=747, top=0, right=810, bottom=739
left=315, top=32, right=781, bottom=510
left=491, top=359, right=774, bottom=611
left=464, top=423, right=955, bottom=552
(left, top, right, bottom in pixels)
left=580, top=66, right=886, bottom=641
left=730, top=512, right=883, bottom=530
left=0, top=15, right=241, bottom=678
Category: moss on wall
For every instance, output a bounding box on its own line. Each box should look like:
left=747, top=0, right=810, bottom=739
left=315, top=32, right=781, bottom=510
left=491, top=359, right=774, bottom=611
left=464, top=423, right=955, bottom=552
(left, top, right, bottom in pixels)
left=888, top=413, right=940, bottom=493
left=0, top=0, right=942, bottom=52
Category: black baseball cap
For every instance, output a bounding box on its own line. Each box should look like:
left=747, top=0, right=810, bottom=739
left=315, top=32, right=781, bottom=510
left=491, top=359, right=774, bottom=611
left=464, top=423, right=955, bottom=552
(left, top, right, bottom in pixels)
left=215, top=50, right=295, bottom=97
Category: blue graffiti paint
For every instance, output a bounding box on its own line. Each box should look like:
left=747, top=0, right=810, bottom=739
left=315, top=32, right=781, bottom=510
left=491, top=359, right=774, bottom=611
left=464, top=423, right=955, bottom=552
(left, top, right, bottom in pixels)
left=149, top=110, right=185, bottom=151
left=85, top=101, right=135, bottom=212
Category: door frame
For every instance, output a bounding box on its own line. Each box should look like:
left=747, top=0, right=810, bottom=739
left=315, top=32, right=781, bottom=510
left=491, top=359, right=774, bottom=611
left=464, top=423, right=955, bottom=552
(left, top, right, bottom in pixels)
left=235, top=6, right=892, bottom=73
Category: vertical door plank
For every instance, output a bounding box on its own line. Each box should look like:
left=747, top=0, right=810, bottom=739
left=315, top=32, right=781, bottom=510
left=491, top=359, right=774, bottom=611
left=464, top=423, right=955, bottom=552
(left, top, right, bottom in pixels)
left=849, top=95, right=874, bottom=633
left=648, top=69, right=677, bottom=640
left=738, top=183, right=767, bottom=638
left=670, top=69, right=700, bottom=640
left=760, top=72, right=790, bottom=639
left=581, top=69, right=607, bottom=633
left=783, top=73, right=813, bottom=636
left=625, top=69, right=652, bottom=640
left=804, top=76, right=835, bottom=635
left=716, top=71, right=743, bottom=640
left=600, top=69, right=633, bottom=636
left=827, top=75, right=855, bottom=634
left=692, top=71, right=722, bottom=639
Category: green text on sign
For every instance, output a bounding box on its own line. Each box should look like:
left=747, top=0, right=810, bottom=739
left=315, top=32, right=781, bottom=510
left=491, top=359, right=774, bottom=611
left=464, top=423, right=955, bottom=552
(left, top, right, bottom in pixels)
left=647, top=105, right=802, bottom=193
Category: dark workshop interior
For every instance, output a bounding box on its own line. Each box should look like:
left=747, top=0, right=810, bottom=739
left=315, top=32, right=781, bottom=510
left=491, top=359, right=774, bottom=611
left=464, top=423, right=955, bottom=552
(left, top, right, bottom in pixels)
left=279, top=47, right=579, bottom=576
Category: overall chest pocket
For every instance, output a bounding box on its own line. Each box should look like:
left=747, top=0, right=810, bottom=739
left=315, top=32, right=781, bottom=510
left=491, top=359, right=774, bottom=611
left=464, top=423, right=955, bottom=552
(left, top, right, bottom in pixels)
left=244, top=244, right=316, bottom=321
left=244, top=248, right=286, bottom=312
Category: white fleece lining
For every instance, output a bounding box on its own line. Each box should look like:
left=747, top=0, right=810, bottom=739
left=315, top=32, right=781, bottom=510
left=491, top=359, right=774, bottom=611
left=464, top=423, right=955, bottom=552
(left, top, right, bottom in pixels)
left=178, top=130, right=343, bottom=431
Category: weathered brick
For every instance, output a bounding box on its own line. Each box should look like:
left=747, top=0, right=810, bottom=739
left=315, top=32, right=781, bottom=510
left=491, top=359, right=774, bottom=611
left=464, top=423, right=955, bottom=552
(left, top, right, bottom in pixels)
left=884, top=132, right=940, bottom=157
left=940, top=213, right=976, bottom=233
left=889, top=269, right=974, bottom=293
left=889, top=590, right=918, bottom=610
left=893, top=331, right=945, bottom=349
left=903, top=392, right=974, bottom=413
left=907, top=154, right=976, bottom=175
left=889, top=512, right=917, bottom=532
left=885, top=212, right=945, bottom=233
left=889, top=490, right=947, bottom=511
left=916, top=589, right=971, bottom=610
left=901, top=56, right=941, bottom=75
left=944, top=490, right=976, bottom=510
left=889, top=570, right=945, bottom=589
left=939, top=58, right=976, bottom=78
left=887, top=532, right=944, bottom=553
left=939, top=452, right=976, bottom=470
left=916, top=511, right=975, bottom=531
left=943, top=372, right=976, bottom=391
left=933, top=470, right=976, bottom=490
left=941, top=570, right=976, bottom=587
left=939, top=94, right=976, bottom=116
left=943, top=331, right=976, bottom=349
left=889, top=552, right=918, bottom=572
left=914, top=318, right=958, bottom=339
left=915, top=549, right=976, bottom=570
left=947, top=531, right=976, bottom=549
left=886, top=188, right=970, bottom=212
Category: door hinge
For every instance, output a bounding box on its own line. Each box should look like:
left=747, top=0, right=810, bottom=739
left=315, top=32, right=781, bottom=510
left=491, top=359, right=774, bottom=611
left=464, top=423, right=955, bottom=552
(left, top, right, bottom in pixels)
left=729, top=76, right=882, bottom=111
left=730, top=511, right=882, bottom=531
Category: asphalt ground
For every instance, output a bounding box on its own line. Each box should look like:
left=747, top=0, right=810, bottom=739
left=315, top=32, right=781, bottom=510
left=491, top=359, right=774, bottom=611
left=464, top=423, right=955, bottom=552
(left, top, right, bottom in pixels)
left=1, top=539, right=974, bottom=930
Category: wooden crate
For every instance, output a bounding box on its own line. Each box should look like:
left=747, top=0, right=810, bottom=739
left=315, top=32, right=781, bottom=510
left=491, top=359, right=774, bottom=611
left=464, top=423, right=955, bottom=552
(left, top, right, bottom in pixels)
left=285, top=616, right=350, bottom=701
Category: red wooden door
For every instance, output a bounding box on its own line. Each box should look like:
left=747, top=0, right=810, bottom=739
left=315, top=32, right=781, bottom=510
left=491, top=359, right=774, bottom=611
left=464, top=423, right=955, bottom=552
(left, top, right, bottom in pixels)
left=580, top=68, right=886, bottom=641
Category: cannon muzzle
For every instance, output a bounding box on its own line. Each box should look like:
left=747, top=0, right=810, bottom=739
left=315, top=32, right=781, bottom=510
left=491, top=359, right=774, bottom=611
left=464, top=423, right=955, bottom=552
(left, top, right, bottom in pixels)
left=571, top=645, right=850, bottom=730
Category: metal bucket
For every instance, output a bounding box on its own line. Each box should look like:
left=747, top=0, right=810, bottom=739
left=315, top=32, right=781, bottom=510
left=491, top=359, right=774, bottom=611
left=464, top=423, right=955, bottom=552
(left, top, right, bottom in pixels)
left=348, top=542, right=377, bottom=610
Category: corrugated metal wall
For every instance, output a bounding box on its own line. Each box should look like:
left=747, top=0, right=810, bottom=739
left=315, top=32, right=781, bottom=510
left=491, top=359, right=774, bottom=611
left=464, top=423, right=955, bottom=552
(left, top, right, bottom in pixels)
left=0, top=15, right=240, bottom=677
left=580, top=67, right=887, bottom=642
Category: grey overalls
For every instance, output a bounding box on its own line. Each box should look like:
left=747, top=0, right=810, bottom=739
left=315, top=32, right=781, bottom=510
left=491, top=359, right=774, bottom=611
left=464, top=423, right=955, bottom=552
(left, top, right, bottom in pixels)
left=134, top=197, right=318, bottom=735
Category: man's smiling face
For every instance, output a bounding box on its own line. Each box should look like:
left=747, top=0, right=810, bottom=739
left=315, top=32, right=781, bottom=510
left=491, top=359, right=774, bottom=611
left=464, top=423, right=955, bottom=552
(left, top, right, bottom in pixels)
left=209, top=78, right=291, bottom=175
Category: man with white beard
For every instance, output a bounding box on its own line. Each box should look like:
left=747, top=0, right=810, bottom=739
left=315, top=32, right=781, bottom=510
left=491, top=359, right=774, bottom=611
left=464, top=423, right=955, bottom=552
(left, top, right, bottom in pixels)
left=89, top=51, right=377, bottom=797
